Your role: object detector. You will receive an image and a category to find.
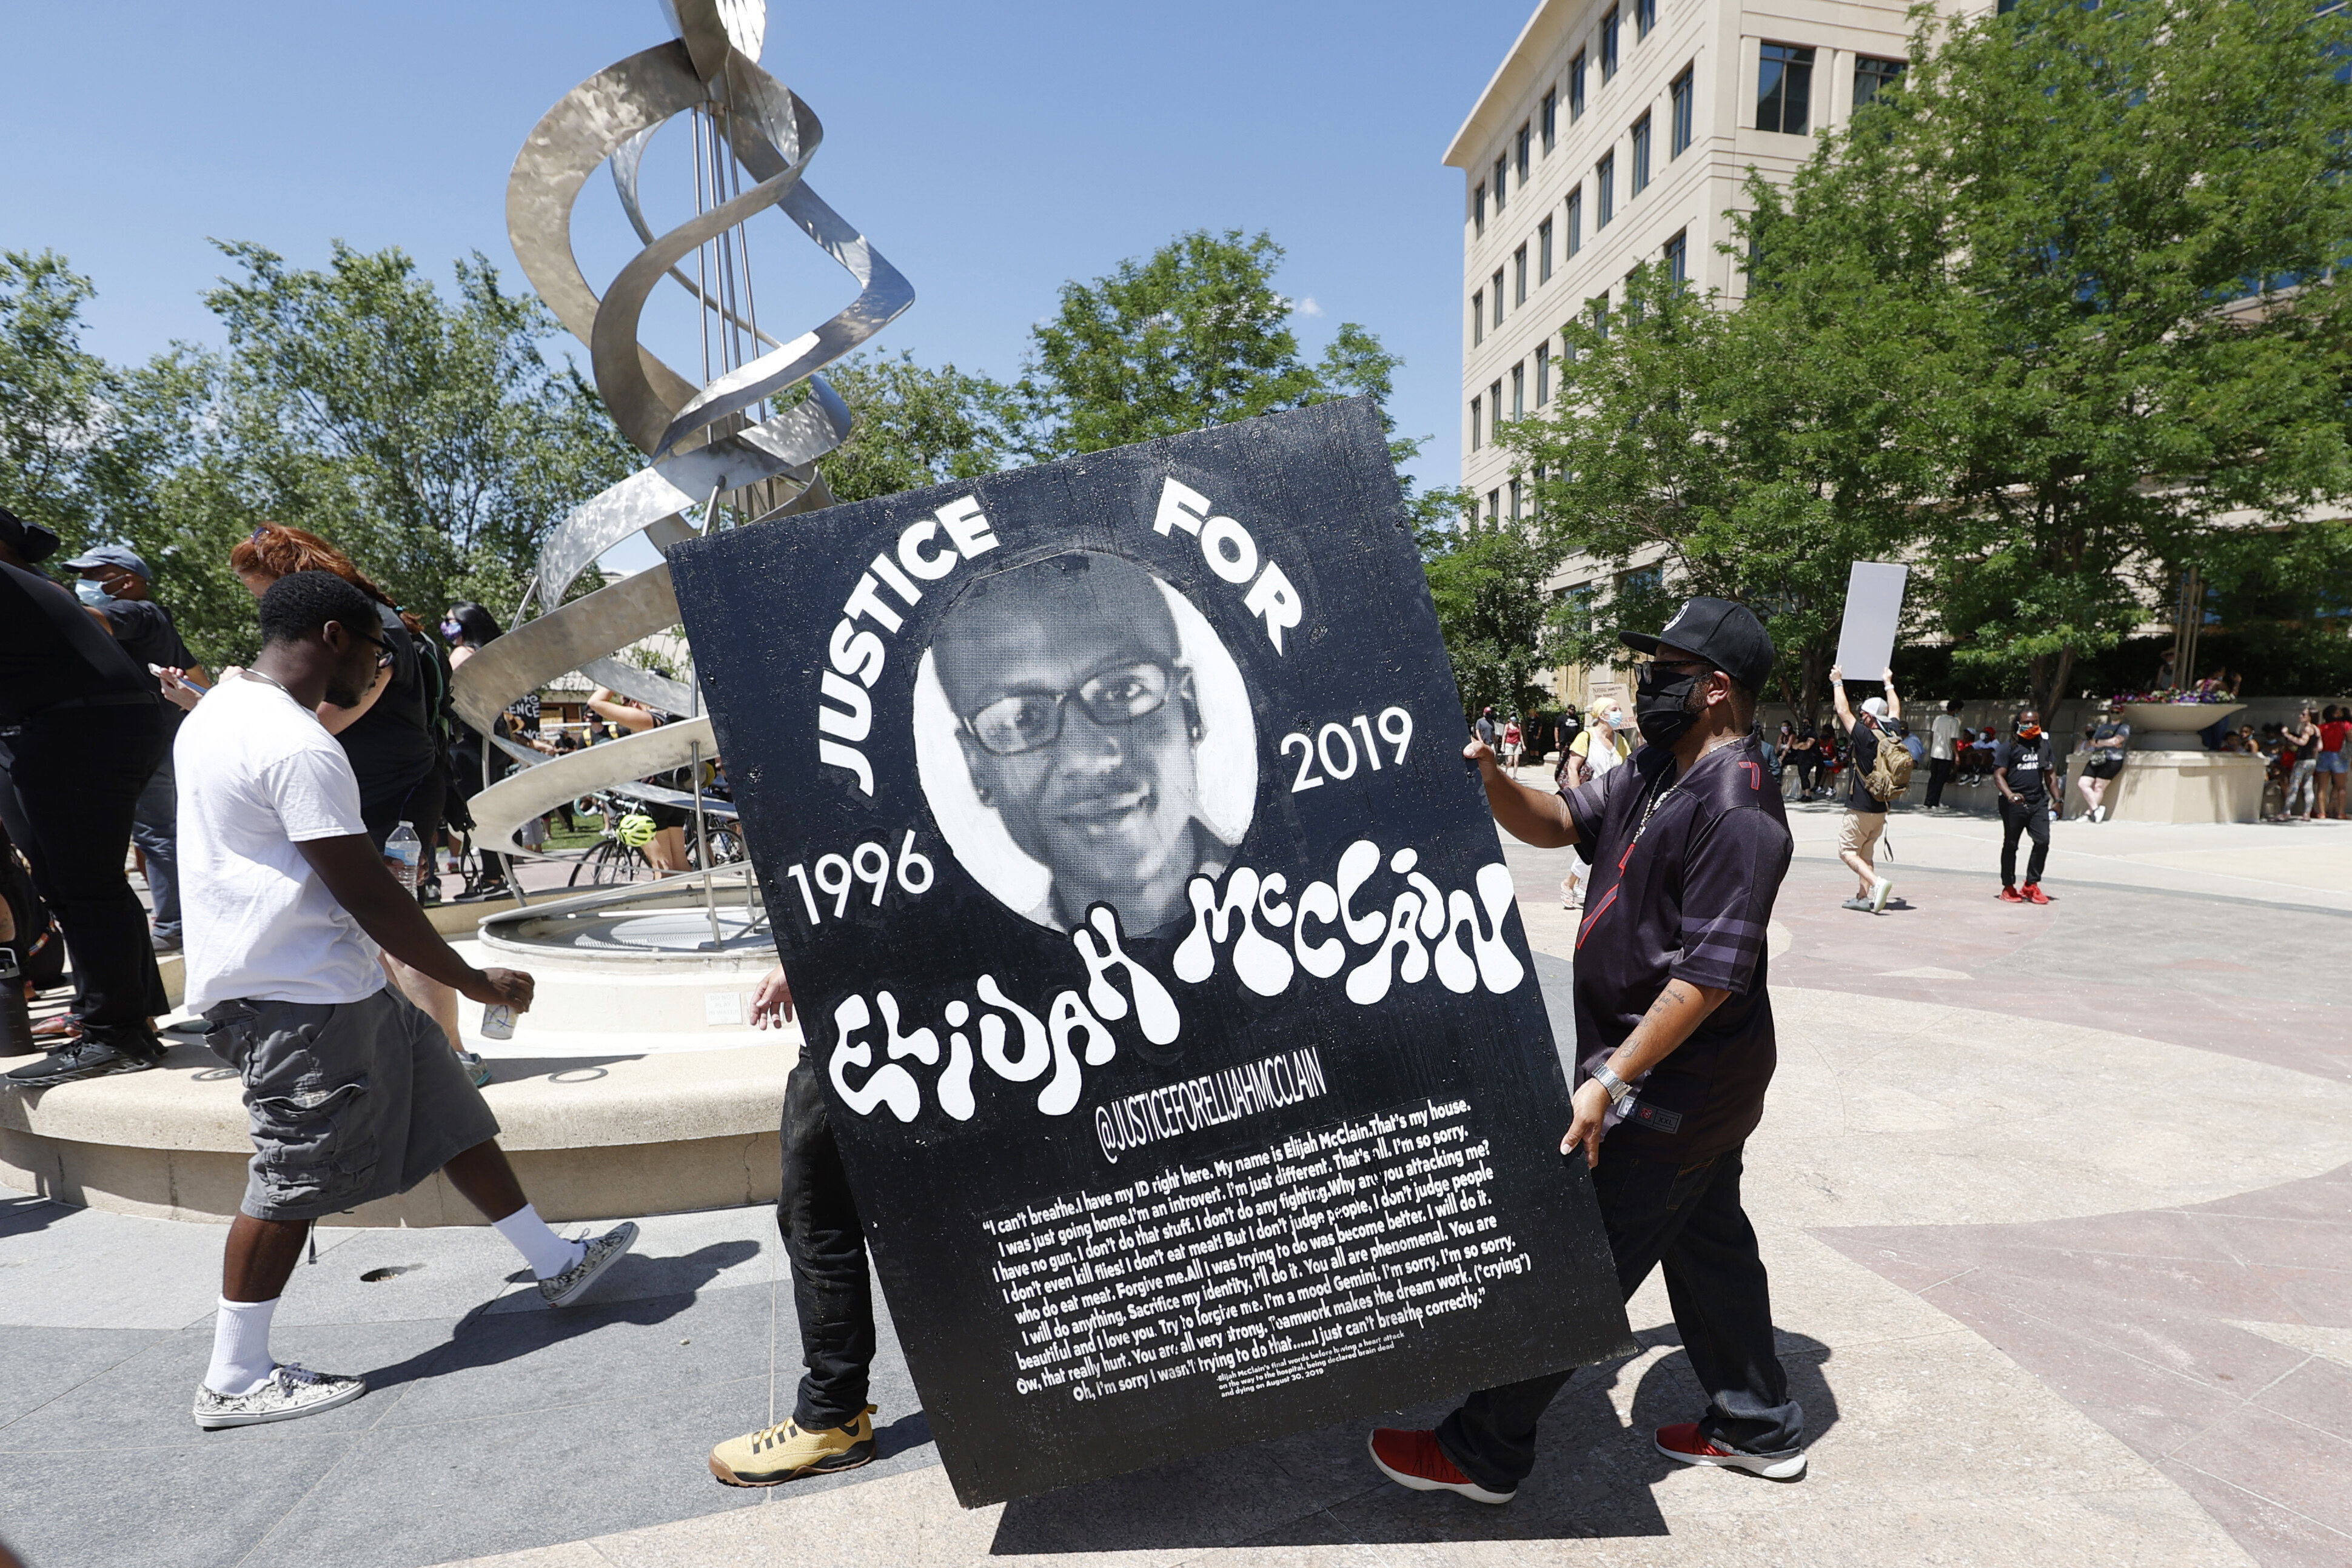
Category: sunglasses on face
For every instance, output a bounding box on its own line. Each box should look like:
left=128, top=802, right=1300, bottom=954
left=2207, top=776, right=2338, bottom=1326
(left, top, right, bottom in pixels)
left=342, top=625, right=394, bottom=669
left=964, top=660, right=1177, bottom=757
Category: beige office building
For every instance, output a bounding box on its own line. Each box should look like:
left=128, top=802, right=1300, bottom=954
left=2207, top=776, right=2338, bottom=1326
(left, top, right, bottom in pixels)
left=1447, top=0, right=1972, bottom=707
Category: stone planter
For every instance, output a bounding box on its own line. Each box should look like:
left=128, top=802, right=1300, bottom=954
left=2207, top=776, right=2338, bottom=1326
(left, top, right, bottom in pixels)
left=2119, top=701, right=2244, bottom=752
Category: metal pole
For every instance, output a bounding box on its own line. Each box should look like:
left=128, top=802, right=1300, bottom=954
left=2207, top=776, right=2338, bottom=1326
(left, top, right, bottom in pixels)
left=691, top=739, right=722, bottom=948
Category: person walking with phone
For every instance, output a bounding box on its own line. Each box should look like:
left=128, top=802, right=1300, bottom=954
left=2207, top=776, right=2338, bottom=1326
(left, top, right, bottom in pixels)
left=64, top=544, right=210, bottom=954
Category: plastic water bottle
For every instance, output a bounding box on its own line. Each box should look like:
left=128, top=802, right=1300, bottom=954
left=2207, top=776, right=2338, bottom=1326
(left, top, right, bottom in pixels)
left=384, top=821, right=424, bottom=896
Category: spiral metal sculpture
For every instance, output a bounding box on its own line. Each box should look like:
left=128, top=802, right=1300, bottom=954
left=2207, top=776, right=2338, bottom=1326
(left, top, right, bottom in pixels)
left=452, top=0, right=911, bottom=857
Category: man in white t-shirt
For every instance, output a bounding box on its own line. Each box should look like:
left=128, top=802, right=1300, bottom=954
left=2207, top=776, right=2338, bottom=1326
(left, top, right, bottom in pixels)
left=176, top=572, right=638, bottom=1430
left=1924, top=699, right=1964, bottom=810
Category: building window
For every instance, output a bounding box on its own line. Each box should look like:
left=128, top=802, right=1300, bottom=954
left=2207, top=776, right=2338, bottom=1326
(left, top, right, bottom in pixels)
left=1670, top=66, right=1694, bottom=156
left=1514, top=245, right=1529, bottom=304
left=1592, top=298, right=1610, bottom=339
left=1510, top=477, right=1524, bottom=520
left=1538, top=217, right=1554, bottom=281
left=1596, top=153, right=1615, bottom=227
left=1535, top=341, right=1552, bottom=404
left=1853, top=56, right=1905, bottom=109
left=1758, top=44, right=1815, bottom=136
left=1493, top=155, right=1509, bottom=210
left=1541, top=89, right=1558, bottom=151
left=1486, top=489, right=1500, bottom=522
left=1512, top=363, right=1526, bottom=417
left=1566, top=189, right=1583, bottom=256
left=1490, top=380, right=1503, bottom=431
left=1470, top=395, right=1482, bottom=450
left=1472, top=291, right=1484, bottom=346
left=1492, top=270, right=1505, bottom=326
left=1623, top=564, right=1663, bottom=599
left=1570, top=51, right=1587, bottom=119
left=1473, top=181, right=1486, bottom=236
left=1664, top=230, right=1687, bottom=286
left=1635, top=0, right=1655, bottom=41
left=1626, top=269, right=1645, bottom=321
left=1562, top=581, right=1595, bottom=634
left=1601, top=8, right=1620, bottom=81
left=1630, top=114, right=1652, bottom=196
left=1516, top=123, right=1532, bottom=184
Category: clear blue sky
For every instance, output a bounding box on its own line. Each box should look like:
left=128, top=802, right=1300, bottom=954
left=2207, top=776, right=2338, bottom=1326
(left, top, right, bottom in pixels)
left=4, top=0, right=1532, bottom=503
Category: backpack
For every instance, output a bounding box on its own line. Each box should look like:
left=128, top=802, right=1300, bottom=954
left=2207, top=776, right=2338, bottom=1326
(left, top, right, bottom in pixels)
left=1864, top=725, right=1914, bottom=801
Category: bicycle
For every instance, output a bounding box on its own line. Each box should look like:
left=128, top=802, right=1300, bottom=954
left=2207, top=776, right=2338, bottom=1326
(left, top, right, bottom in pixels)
left=566, top=790, right=660, bottom=888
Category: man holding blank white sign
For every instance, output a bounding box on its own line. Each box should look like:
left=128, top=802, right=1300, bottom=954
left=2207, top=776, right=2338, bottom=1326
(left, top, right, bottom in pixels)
left=1829, top=664, right=1900, bottom=914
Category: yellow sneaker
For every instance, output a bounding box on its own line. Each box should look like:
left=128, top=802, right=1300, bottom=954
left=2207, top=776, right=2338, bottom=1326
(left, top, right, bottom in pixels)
left=707, top=1405, right=877, bottom=1487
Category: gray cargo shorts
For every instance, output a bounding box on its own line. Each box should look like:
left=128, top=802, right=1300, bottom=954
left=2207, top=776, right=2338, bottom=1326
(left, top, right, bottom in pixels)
left=203, top=985, right=500, bottom=1224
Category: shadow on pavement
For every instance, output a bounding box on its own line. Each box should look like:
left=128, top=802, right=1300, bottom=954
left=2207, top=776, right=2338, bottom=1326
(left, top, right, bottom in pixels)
left=363, top=1239, right=760, bottom=1393
left=0, top=1193, right=66, bottom=1241
left=988, top=1328, right=1836, bottom=1553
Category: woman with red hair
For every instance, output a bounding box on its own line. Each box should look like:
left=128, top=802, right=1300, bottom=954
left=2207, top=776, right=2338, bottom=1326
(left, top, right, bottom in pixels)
left=227, top=525, right=475, bottom=1078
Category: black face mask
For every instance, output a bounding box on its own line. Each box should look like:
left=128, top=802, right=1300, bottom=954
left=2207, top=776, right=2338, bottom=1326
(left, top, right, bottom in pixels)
left=1635, top=663, right=1703, bottom=750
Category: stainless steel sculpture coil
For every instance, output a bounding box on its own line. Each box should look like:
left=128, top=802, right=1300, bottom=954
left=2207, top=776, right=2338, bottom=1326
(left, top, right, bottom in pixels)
left=451, top=0, right=910, bottom=856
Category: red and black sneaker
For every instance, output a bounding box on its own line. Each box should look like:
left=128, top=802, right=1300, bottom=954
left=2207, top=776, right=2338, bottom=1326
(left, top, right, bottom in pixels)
left=2022, top=883, right=2052, bottom=905
left=1997, top=885, right=2026, bottom=903
left=1655, top=1422, right=1807, bottom=1479
left=1366, top=1428, right=1515, bottom=1504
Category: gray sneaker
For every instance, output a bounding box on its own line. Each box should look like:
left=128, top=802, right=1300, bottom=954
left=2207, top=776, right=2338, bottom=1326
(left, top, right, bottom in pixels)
left=1840, top=896, right=1873, bottom=912
left=193, top=1363, right=367, bottom=1429
left=538, top=1221, right=638, bottom=1307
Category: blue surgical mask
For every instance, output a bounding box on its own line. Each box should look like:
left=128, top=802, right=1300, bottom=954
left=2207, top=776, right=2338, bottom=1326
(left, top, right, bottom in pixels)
left=74, top=577, right=113, bottom=606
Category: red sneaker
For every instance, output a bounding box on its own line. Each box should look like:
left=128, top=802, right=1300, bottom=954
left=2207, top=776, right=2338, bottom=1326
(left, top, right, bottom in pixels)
left=2022, top=883, right=2051, bottom=905
left=1654, top=1421, right=1807, bottom=1479
left=1997, top=886, right=2026, bottom=903
left=1366, top=1428, right=1515, bottom=1504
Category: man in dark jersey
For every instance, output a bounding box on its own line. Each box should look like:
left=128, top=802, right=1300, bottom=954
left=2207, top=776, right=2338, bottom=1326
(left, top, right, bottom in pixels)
left=1369, top=595, right=1806, bottom=1503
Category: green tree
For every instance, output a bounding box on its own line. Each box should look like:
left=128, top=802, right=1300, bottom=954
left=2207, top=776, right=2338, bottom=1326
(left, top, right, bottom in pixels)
left=1751, top=0, right=2352, bottom=712
left=203, top=240, right=638, bottom=623
left=1503, top=256, right=1947, bottom=722
left=818, top=350, right=1019, bottom=503
left=1421, top=518, right=1553, bottom=723
left=1018, top=230, right=1329, bottom=457
left=0, top=250, right=112, bottom=540
left=1020, top=229, right=1476, bottom=682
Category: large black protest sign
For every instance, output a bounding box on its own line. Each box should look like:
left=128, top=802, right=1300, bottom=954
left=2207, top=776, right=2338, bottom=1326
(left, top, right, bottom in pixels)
left=671, top=398, right=1630, bottom=1505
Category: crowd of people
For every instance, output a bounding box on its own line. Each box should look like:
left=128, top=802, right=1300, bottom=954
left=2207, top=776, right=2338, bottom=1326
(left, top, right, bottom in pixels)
left=1486, top=672, right=2352, bottom=922
left=8, top=510, right=2350, bottom=1487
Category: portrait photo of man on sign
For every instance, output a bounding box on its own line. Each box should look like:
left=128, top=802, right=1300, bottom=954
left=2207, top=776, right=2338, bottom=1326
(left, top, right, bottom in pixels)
left=914, top=549, right=1258, bottom=936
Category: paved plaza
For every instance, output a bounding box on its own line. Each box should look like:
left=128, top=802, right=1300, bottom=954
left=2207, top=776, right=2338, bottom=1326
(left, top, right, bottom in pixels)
left=2, top=805, right=2347, bottom=1568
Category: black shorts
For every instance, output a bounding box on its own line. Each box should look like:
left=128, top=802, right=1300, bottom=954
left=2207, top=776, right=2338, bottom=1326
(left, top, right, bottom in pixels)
left=2085, top=757, right=2123, bottom=779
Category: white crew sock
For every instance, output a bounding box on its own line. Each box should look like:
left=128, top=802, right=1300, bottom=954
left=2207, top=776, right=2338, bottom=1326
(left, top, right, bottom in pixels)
left=493, top=1203, right=586, bottom=1280
left=207, top=1295, right=280, bottom=1397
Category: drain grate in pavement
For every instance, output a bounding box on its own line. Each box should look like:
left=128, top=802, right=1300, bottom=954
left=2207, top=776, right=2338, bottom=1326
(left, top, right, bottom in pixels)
left=360, top=1264, right=426, bottom=1282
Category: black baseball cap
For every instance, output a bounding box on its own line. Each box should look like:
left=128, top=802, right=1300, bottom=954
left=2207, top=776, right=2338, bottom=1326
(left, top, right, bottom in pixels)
left=1620, top=596, right=1775, bottom=692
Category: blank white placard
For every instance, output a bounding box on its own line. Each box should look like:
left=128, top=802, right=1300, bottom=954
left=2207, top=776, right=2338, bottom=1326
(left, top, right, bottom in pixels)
left=1835, top=561, right=1909, bottom=678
